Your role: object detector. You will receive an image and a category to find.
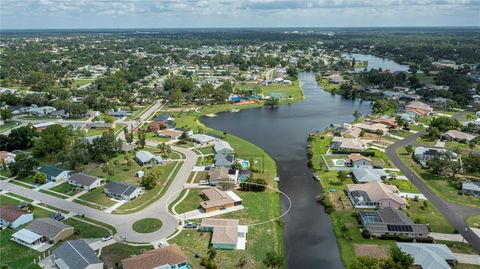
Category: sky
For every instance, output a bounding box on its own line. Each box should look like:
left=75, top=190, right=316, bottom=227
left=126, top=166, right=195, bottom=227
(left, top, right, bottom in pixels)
left=1, top=0, right=479, bottom=29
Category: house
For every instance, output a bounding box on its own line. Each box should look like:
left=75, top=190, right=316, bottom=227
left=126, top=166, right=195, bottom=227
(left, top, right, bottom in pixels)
left=107, top=109, right=129, bottom=117
left=214, top=153, right=235, bottom=167
left=153, top=113, right=175, bottom=128
left=397, top=243, right=457, bottom=269
left=371, top=117, right=398, bottom=129
left=413, top=147, right=458, bottom=167
left=147, top=121, right=166, bottom=132
left=326, top=74, right=346, bottom=84
left=68, top=173, right=104, bottom=191
left=347, top=153, right=372, bottom=167
left=208, top=167, right=238, bottom=185
left=353, top=122, right=389, bottom=134
left=157, top=129, right=183, bottom=140
left=28, top=106, right=56, bottom=116
left=121, top=244, right=188, bottom=269
left=330, top=137, right=365, bottom=151
left=200, top=187, right=242, bottom=213
left=53, top=240, right=103, bottom=269
left=406, top=101, right=433, bottom=116
left=12, top=218, right=74, bottom=247
left=81, top=135, right=102, bottom=145
left=135, top=150, right=164, bottom=166
left=0, top=151, right=16, bottom=164
left=213, top=140, right=234, bottom=155
left=352, top=166, right=388, bottom=183
left=199, top=218, right=248, bottom=250
left=38, top=166, right=72, bottom=182
left=462, top=181, right=480, bottom=197
left=441, top=130, right=477, bottom=143
left=50, top=110, right=69, bottom=118
left=346, top=181, right=407, bottom=209
left=0, top=205, right=33, bottom=229
left=190, top=134, right=216, bottom=146
left=104, top=181, right=142, bottom=200
left=88, top=122, right=115, bottom=130
left=33, top=122, right=57, bottom=131
left=359, top=208, right=429, bottom=238
left=397, top=112, right=417, bottom=123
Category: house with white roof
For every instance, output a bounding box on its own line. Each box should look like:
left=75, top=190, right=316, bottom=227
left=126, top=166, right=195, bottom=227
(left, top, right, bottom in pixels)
left=397, top=243, right=457, bottom=269
left=135, top=150, right=164, bottom=166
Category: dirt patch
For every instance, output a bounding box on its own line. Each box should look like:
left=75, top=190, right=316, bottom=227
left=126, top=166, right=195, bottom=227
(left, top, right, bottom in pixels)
left=354, top=244, right=390, bottom=259
left=328, top=192, right=352, bottom=211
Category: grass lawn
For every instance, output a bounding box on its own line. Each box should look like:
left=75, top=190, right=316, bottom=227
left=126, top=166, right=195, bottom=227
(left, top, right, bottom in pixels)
left=171, top=190, right=284, bottom=269
left=409, top=124, right=424, bottom=132
left=10, top=179, right=36, bottom=189
left=174, top=189, right=202, bottom=214
left=0, top=168, right=12, bottom=178
left=318, top=78, right=341, bottom=93
left=48, top=182, right=83, bottom=196
left=389, top=129, right=413, bottom=138
left=86, top=124, right=124, bottom=136
left=197, top=146, right=214, bottom=155
left=397, top=147, right=480, bottom=208
left=388, top=179, right=419, bottom=193
left=405, top=199, right=455, bottom=233
left=145, top=132, right=170, bottom=142
left=73, top=78, right=94, bottom=87
left=76, top=186, right=117, bottom=209
left=445, top=140, right=480, bottom=151
left=100, top=243, right=153, bottom=269
left=64, top=218, right=111, bottom=239
left=236, top=80, right=304, bottom=104
left=467, top=215, right=480, bottom=228
left=0, top=122, right=18, bottom=133
left=132, top=218, right=163, bottom=233
left=416, top=116, right=432, bottom=126
left=416, top=136, right=437, bottom=146
left=436, top=240, right=477, bottom=254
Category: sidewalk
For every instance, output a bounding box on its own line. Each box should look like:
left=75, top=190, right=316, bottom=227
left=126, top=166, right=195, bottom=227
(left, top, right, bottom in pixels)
left=429, top=232, right=464, bottom=242
left=66, top=190, right=87, bottom=202
left=454, top=253, right=480, bottom=265
left=103, top=200, right=128, bottom=213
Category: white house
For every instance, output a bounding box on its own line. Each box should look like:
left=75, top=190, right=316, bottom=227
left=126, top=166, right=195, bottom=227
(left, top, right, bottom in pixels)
left=38, top=166, right=72, bottom=182
left=0, top=205, right=33, bottom=229
left=68, top=173, right=104, bottom=191
left=104, top=181, right=142, bottom=201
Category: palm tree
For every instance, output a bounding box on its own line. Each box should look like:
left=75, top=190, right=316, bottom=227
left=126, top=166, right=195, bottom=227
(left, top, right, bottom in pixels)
left=157, top=143, right=167, bottom=156
left=353, top=110, right=362, bottom=121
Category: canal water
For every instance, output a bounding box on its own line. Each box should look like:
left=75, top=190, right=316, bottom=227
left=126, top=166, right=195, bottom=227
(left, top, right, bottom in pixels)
left=202, top=71, right=371, bottom=268
left=342, top=53, right=410, bottom=72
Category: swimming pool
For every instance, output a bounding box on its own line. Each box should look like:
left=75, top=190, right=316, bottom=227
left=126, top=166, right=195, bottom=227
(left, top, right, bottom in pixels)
left=241, top=160, right=250, bottom=168
left=332, top=159, right=346, bottom=167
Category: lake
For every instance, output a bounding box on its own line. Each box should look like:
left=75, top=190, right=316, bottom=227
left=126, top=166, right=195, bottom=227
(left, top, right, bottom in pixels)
left=202, top=71, right=372, bottom=268
left=343, top=53, right=410, bottom=72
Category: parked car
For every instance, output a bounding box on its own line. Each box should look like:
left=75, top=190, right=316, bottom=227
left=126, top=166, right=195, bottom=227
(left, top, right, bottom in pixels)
left=102, top=235, right=113, bottom=242
left=158, top=240, right=169, bottom=248
left=50, top=213, right=64, bottom=221
left=199, top=180, right=209, bottom=185
left=17, top=203, right=26, bottom=209
left=184, top=222, right=198, bottom=229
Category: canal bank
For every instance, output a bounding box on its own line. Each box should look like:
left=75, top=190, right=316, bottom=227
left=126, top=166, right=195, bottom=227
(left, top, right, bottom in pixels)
left=202, top=71, right=372, bottom=268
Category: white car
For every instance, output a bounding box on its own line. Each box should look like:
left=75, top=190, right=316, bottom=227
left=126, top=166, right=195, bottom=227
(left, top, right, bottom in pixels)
left=158, top=240, right=169, bottom=248
left=199, top=180, right=209, bottom=185
left=102, top=235, right=113, bottom=242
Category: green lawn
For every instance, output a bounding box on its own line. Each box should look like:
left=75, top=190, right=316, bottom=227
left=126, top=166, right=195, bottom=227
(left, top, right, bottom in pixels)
left=64, top=218, right=111, bottom=239
left=132, top=218, right=163, bottom=233
left=416, top=117, right=432, bottom=126
left=236, top=80, right=304, bottom=104
left=409, top=124, right=424, bottom=132
left=171, top=190, right=284, bottom=269
left=388, top=179, right=419, bottom=193
left=145, top=132, right=170, bottom=142
left=445, top=140, right=480, bottom=151
left=0, top=122, right=18, bottom=133
left=73, top=78, right=94, bottom=88
left=76, top=186, right=116, bottom=209
left=416, top=136, right=437, bottom=146
left=406, top=199, right=455, bottom=233
left=467, top=215, right=480, bottom=228
left=436, top=240, right=478, bottom=254
left=396, top=147, right=480, bottom=208
left=197, top=146, right=214, bottom=155
left=100, top=243, right=153, bottom=269
left=174, top=189, right=202, bottom=214
left=318, top=78, right=341, bottom=93
left=389, top=129, right=413, bottom=138
left=48, top=182, right=82, bottom=196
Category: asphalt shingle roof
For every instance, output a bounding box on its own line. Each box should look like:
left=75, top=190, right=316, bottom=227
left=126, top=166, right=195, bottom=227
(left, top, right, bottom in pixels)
left=53, top=240, right=102, bottom=269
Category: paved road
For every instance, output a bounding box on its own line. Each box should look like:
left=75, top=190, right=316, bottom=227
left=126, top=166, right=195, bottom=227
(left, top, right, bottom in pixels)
left=386, top=111, right=480, bottom=253
left=0, top=145, right=197, bottom=243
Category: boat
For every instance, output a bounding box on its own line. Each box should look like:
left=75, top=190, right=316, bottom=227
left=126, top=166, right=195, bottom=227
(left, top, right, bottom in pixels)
left=230, top=108, right=239, bottom=112
left=312, top=172, right=320, bottom=181
left=205, top=113, right=217, bottom=117
left=274, top=176, right=280, bottom=182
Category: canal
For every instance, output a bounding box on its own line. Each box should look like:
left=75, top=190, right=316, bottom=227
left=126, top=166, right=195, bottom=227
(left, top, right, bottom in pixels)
left=202, top=71, right=372, bottom=268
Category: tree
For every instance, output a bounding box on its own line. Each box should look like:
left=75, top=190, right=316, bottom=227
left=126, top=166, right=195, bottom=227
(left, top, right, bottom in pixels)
left=157, top=143, right=170, bottom=157
left=264, top=97, right=279, bottom=108
left=429, top=116, right=461, bottom=132
left=9, top=153, right=38, bottom=179
left=405, top=145, right=414, bottom=155
left=33, top=124, right=71, bottom=157
left=136, top=129, right=146, bottom=148
left=0, top=109, right=13, bottom=122
left=427, top=151, right=461, bottom=177
left=262, top=251, right=283, bottom=269
left=0, top=125, right=36, bottom=151
left=89, top=131, right=123, bottom=163
left=32, top=172, right=47, bottom=184
left=337, top=170, right=348, bottom=182
left=386, top=246, right=414, bottom=268
left=140, top=171, right=158, bottom=190
left=286, top=65, right=298, bottom=80
left=427, top=126, right=440, bottom=139
left=353, top=110, right=362, bottom=121
left=169, top=89, right=184, bottom=107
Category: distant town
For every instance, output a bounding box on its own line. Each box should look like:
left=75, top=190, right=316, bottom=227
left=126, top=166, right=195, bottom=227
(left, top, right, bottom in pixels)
left=0, top=28, right=479, bottom=269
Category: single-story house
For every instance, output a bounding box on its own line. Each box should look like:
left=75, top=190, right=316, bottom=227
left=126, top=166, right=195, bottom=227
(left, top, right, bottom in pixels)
left=462, top=181, right=480, bottom=197
left=405, top=101, right=433, bottom=116
left=414, top=147, right=458, bottom=167
left=33, top=122, right=57, bottom=131
left=347, top=153, right=372, bottom=167
left=0, top=205, right=33, bottom=229
left=214, top=153, right=235, bottom=168
left=213, top=140, right=234, bottom=155
left=107, top=109, right=129, bottom=117
left=28, top=106, right=56, bottom=116
left=147, top=121, right=166, bottom=132
left=157, top=129, right=183, bottom=140
left=38, top=165, right=72, bottom=182
left=397, top=112, right=417, bottom=123
left=371, top=117, right=398, bottom=129
left=190, top=134, right=216, bottom=146
left=88, top=122, right=115, bottom=130
left=53, top=240, right=103, bottom=269
left=81, top=135, right=102, bottom=145
left=441, top=130, right=477, bottom=143
left=359, top=208, right=429, bottom=238
left=0, top=151, right=16, bottom=164
left=104, top=181, right=142, bottom=201
left=12, top=218, right=74, bottom=247
left=208, top=167, right=238, bottom=185
left=153, top=113, right=175, bottom=129
left=121, top=143, right=136, bottom=153
left=68, top=173, right=105, bottom=191
left=121, top=244, right=188, bottom=269
left=200, top=187, right=242, bottom=213
left=353, top=122, right=389, bottom=134
left=397, top=243, right=457, bottom=269
left=199, top=218, right=248, bottom=250
left=352, top=166, right=388, bottom=183
left=346, top=181, right=407, bottom=209
left=50, top=109, right=69, bottom=118
left=135, top=150, right=164, bottom=166
left=330, top=137, right=365, bottom=151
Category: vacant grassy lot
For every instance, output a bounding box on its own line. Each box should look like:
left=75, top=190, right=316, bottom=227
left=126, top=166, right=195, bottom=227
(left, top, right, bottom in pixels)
left=48, top=182, right=82, bottom=196
left=236, top=80, right=304, bottom=104
left=132, top=218, right=163, bottom=233
left=175, top=189, right=202, bottom=214
left=73, top=78, right=94, bottom=87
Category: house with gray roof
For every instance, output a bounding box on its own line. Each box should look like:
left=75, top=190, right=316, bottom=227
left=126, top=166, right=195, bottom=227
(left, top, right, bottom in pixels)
left=441, top=130, right=477, bottom=143
left=462, top=181, right=480, bottom=197
left=12, top=218, right=74, bottom=247
left=190, top=134, right=216, bottom=146
left=359, top=208, right=429, bottom=238
left=135, top=150, right=164, bottom=166
left=352, top=166, right=388, bottom=183
left=38, top=165, right=72, bottom=182
left=214, top=153, right=235, bottom=168
left=104, top=181, right=141, bottom=201
left=413, top=147, right=458, bottom=167
left=397, top=243, right=457, bottom=269
left=68, top=173, right=105, bottom=191
left=53, top=240, right=103, bottom=269
left=213, top=140, right=234, bottom=155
